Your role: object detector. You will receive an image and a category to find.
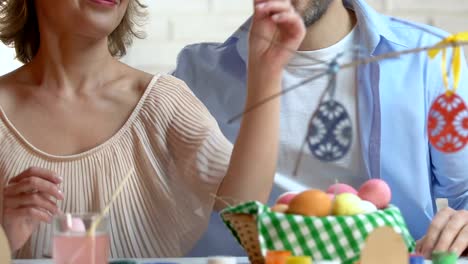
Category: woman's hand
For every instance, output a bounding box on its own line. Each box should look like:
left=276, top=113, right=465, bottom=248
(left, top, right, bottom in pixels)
left=215, top=0, right=305, bottom=209
left=249, top=0, right=305, bottom=72
left=2, top=167, right=63, bottom=251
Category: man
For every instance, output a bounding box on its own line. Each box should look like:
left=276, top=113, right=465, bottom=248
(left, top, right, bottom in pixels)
left=174, top=0, right=468, bottom=258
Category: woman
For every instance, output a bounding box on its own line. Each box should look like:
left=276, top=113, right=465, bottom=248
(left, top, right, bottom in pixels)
left=0, top=0, right=305, bottom=259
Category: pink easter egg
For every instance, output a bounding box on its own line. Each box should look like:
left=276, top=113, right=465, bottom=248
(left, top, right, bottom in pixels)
left=358, top=179, right=392, bottom=209
left=275, top=192, right=299, bottom=205
left=326, top=183, right=358, bottom=195
left=70, top=217, right=86, bottom=232
left=327, top=193, right=335, bottom=201
left=60, top=215, right=86, bottom=233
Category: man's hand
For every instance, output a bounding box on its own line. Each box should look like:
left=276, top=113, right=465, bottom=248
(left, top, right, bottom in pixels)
left=416, top=208, right=468, bottom=258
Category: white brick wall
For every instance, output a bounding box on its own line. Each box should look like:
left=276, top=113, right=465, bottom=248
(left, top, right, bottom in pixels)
left=119, top=0, right=468, bottom=73
left=0, top=0, right=467, bottom=75
left=122, top=0, right=253, bottom=73
left=0, top=46, right=22, bottom=75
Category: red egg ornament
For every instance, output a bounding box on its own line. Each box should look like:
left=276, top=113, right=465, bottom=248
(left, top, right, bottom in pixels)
left=428, top=93, right=468, bottom=153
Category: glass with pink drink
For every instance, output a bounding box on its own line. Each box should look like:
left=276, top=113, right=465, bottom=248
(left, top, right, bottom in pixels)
left=53, top=213, right=110, bottom=264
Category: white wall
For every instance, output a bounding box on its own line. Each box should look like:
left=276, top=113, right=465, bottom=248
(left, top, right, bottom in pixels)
left=119, top=0, right=468, bottom=74
left=0, top=45, right=22, bottom=75
left=120, top=0, right=252, bottom=73
left=1, top=0, right=468, bottom=75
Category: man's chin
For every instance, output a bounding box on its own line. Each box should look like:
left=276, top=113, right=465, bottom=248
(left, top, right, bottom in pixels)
left=303, top=15, right=321, bottom=27
left=300, top=1, right=333, bottom=27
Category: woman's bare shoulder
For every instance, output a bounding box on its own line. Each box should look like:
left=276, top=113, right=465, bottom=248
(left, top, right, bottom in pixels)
left=0, top=69, right=19, bottom=89
left=0, top=65, right=30, bottom=89
left=117, top=63, right=154, bottom=92
left=0, top=68, right=29, bottom=107
left=0, top=69, right=24, bottom=97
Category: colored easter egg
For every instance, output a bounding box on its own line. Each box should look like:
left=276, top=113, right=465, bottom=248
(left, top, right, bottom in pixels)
left=307, top=100, right=353, bottom=162
left=266, top=251, right=291, bottom=264
left=360, top=200, right=378, bottom=213
left=286, top=256, right=312, bottom=264
left=271, top=204, right=289, bottom=213
left=287, top=189, right=332, bottom=217
left=332, top=193, right=364, bottom=216
left=276, top=192, right=299, bottom=205
left=428, top=93, right=468, bottom=153
left=358, top=179, right=392, bottom=209
left=326, top=183, right=358, bottom=195
left=70, top=217, right=86, bottom=232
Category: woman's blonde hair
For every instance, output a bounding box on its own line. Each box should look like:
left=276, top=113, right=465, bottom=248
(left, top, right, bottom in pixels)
left=0, top=0, right=146, bottom=63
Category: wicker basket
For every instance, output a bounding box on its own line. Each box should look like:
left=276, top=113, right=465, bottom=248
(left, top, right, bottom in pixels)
left=222, top=213, right=265, bottom=264
left=220, top=201, right=416, bottom=264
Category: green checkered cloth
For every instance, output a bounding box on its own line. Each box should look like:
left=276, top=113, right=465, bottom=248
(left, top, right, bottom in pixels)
left=221, top=201, right=415, bottom=264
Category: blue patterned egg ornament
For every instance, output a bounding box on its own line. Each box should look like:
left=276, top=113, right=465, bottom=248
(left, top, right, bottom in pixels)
left=307, top=100, right=352, bottom=162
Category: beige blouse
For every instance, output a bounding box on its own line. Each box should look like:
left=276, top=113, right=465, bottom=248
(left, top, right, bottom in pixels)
left=0, top=74, right=233, bottom=259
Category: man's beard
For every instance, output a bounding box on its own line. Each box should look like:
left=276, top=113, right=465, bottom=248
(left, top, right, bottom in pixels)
left=299, top=0, right=334, bottom=27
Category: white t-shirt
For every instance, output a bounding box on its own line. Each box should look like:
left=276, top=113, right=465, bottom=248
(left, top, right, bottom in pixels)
left=277, top=26, right=367, bottom=191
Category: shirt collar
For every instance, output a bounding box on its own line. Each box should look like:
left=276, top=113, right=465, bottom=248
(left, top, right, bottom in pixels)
left=345, top=0, right=406, bottom=53
left=233, top=18, right=250, bottom=63
left=233, top=0, right=408, bottom=63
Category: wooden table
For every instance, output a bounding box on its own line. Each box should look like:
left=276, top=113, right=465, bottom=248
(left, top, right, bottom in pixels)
left=11, top=257, right=468, bottom=264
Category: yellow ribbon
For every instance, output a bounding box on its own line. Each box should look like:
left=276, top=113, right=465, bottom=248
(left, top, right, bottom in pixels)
left=428, top=32, right=468, bottom=94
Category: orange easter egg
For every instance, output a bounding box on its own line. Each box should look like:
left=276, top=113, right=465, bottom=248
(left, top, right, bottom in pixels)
left=287, top=189, right=332, bottom=217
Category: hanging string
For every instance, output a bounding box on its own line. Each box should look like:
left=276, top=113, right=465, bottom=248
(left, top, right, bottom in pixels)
left=292, top=60, right=340, bottom=176
left=341, top=40, right=468, bottom=69
left=390, top=18, right=447, bottom=39
left=426, top=33, right=468, bottom=153
left=228, top=70, right=329, bottom=123
left=210, top=193, right=242, bottom=208
left=228, top=34, right=468, bottom=122
left=428, top=32, right=468, bottom=94
left=292, top=78, right=333, bottom=176
left=232, top=24, right=468, bottom=173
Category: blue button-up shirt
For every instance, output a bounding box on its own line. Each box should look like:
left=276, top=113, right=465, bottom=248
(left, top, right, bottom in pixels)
left=173, top=0, right=468, bottom=240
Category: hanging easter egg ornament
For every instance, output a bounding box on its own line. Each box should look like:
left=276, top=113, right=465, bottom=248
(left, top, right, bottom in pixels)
left=428, top=93, right=468, bottom=152
left=427, top=32, right=468, bottom=153
left=307, top=63, right=353, bottom=162
left=308, top=100, right=352, bottom=161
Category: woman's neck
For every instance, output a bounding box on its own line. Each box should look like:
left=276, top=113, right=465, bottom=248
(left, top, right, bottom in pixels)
left=27, top=31, right=120, bottom=96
